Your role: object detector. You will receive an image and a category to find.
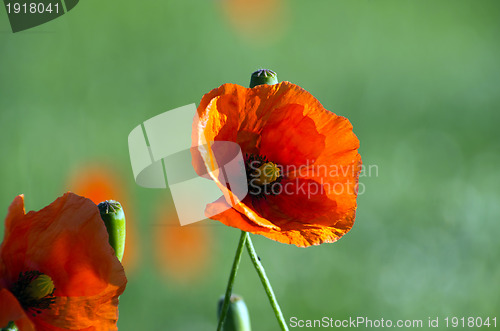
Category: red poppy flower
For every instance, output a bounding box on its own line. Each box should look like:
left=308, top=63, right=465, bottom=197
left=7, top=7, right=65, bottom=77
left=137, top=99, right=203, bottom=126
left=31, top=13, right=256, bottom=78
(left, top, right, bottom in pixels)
left=0, top=193, right=127, bottom=330
left=219, top=0, right=289, bottom=43
left=153, top=203, right=213, bottom=284
left=192, top=82, right=362, bottom=247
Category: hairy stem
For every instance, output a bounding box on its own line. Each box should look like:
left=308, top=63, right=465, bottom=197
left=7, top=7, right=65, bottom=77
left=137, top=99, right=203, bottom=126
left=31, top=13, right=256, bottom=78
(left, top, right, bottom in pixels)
left=217, top=231, right=248, bottom=331
left=246, top=235, right=289, bottom=331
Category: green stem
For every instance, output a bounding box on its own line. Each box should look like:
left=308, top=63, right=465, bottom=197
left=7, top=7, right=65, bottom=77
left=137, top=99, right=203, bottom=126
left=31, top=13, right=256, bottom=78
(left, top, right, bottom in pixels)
left=246, top=235, right=289, bottom=331
left=217, top=231, right=248, bottom=331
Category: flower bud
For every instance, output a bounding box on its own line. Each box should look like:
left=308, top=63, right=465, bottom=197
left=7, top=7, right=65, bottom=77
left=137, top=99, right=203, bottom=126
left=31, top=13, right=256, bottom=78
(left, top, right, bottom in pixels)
left=1, top=321, right=17, bottom=330
left=217, top=294, right=251, bottom=331
left=98, top=200, right=126, bottom=262
left=249, top=69, right=278, bottom=88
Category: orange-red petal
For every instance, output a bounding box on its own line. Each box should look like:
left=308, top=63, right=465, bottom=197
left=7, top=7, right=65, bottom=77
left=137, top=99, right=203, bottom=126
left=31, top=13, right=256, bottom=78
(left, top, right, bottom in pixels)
left=0, top=288, right=35, bottom=331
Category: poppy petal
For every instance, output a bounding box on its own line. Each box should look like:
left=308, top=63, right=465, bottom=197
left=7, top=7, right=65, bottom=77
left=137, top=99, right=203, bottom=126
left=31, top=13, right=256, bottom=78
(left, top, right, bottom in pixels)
left=32, top=292, right=120, bottom=331
left=0, top=288, right=35, bottom=331
left=207, top=197, right=354, bottom=247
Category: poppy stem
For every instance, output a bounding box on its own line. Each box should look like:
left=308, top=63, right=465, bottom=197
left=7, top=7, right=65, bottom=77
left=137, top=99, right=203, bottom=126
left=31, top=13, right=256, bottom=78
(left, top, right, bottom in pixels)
left=217, top=231, right=248, bottom=331
left=245, top=235, right=289, bottom=331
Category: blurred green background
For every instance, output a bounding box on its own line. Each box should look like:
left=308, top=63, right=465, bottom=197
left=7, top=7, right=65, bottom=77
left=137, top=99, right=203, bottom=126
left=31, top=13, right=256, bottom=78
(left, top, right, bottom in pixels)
left=1, top=0, right=500, bottom=330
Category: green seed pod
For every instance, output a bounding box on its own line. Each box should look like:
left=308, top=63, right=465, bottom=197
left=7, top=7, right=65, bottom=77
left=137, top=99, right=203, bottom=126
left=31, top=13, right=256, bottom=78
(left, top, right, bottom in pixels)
left=217, top=294, right=252, bottom=331
left=249, top=69, right=278, bottom=88
left=98, top=200, right=126, bottom=262
left=1, top=321, right=18, bottom=331
left=25, top=274, right=55, bottom=300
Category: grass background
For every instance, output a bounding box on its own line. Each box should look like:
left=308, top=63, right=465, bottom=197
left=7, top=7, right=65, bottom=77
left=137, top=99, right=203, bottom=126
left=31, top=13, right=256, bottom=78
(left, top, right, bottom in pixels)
left=1, top=0, right=499, bottom=330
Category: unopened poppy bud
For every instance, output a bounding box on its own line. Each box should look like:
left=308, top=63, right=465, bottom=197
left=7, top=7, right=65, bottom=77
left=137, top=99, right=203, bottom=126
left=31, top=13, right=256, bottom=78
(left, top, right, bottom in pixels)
left=217, top=294, right=251, bottom=331
left=25, top=274, right=54, bottom=300
left=1, top=321, right=17, bottom=330
left=249, top=69, right=278, bottom=88
left=98, top=200, right=126, bottom=262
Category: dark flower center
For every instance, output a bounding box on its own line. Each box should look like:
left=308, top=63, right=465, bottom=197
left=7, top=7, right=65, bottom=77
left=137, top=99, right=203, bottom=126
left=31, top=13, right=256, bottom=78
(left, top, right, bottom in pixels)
left=10, top=271, right=56, bottom=316
left=245, top=154, right=283, bottom=199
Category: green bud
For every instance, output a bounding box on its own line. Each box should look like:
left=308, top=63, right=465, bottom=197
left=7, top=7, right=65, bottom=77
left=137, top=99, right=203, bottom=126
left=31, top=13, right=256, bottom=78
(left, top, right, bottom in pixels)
left=249, top=69, right=278, bottom=88
left=98, top=200, right=126, bottom=262
left=217, top=294, right=251, bottom=331
left=1, top=321, right=17, bottom=331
